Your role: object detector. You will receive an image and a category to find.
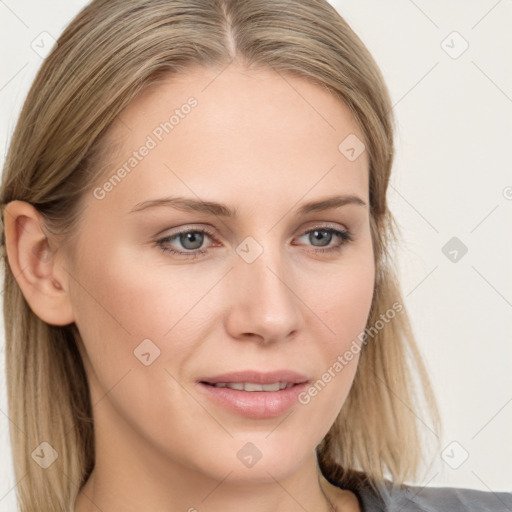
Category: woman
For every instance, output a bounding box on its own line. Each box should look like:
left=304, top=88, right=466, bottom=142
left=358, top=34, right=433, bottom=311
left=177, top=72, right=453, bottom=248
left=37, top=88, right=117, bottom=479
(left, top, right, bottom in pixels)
left=0, top=1, right=510, bottom=511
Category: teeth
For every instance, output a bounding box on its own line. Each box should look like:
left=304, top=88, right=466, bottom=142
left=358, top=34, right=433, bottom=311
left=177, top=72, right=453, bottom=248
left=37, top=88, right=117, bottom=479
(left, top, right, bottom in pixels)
left=227, top=382, right=244, bottom=390
left=245, top=382, right=280, bottom=392
left=211, top=382, right=294, bottom=391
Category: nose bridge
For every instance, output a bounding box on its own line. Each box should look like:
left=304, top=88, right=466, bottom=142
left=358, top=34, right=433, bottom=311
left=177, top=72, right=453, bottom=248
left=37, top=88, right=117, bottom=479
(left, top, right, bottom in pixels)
left=226, top=237, right=304, bottom=342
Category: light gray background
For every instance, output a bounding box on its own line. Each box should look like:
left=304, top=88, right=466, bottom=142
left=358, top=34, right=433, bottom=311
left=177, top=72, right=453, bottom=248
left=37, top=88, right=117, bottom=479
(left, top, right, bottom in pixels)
left=1, top=1, right=511, bottom=510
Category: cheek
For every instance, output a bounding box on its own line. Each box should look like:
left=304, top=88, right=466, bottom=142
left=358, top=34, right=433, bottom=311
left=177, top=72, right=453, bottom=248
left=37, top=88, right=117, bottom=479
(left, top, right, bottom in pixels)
left=306, top=251, right=375, bottom=347
left=66, top=245, right=171, bottom=383
left=329, top=264, right=375, bottom=340
left=295, top=249, right=375, bottom=425
left=68, top=241, right=223, bottom=393
left=71, top=240, right=190, bottom=338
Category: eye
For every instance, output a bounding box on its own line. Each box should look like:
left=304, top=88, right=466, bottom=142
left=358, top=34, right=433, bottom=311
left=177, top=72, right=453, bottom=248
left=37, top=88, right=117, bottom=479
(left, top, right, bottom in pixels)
left=294, top=225, right=354, bottom=255
left=156, top=227, right=217, bottom=259
left=155, top=224, right=354, bottom=259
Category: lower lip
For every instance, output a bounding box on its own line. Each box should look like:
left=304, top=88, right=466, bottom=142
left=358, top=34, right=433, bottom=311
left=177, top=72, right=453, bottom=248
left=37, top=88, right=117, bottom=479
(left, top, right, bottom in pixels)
left=196, top=382, right=309, bottom=419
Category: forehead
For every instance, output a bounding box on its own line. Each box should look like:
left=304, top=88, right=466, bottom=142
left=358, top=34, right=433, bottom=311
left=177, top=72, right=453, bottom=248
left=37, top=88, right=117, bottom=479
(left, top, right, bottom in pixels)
left=91, top=64, right=369, bottom=215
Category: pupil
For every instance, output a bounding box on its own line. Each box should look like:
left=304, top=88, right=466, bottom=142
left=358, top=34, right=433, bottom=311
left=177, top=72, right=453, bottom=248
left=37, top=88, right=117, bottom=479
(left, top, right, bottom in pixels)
left=312, top=230, right=331, bottom=247
left=181, top=232, right=203, bottom=250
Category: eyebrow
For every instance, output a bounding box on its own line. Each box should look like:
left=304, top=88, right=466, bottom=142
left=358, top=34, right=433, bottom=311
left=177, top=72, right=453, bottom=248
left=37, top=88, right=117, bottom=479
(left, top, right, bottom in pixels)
left=129, top=194, right=367, bottom=217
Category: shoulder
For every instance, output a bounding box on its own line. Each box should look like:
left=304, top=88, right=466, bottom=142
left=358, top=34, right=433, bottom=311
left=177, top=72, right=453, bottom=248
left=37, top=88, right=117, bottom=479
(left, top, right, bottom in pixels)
left=389, top=483, right=512, bottom=512
left=355, top=481, right=512, bottom=512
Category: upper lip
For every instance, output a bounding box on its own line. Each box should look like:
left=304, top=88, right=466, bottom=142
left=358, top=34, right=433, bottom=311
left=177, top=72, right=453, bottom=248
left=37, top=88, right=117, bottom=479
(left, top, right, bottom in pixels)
left=199, top=370, right=310, bottom=385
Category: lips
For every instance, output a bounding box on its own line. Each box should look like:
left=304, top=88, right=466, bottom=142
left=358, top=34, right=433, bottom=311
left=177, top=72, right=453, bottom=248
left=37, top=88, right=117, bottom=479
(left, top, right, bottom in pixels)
left=196, top=370, right=311, bottom=418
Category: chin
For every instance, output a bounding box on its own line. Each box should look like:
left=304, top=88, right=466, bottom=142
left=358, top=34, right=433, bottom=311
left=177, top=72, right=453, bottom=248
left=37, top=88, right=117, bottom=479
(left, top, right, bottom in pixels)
left=182, top=434, right=313, bottom=485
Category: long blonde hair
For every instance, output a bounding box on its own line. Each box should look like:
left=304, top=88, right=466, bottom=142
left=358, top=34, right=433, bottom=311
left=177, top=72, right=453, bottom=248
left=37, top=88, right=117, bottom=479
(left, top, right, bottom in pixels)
left=0, top=0, right=440, bottom=509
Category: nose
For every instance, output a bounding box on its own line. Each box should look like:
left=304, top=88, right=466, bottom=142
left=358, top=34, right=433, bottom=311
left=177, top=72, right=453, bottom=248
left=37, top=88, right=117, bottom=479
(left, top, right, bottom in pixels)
left=224, top=244, right=305, bottom=345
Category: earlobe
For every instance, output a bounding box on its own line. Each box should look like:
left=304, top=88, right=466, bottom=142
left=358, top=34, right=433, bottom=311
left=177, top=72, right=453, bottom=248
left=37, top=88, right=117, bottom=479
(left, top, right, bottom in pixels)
left=2, top=200, right=75, bottom=326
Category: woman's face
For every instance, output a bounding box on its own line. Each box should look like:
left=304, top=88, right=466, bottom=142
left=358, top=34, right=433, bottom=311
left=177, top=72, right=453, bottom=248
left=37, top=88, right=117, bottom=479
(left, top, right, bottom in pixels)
left=64, top=64, right=375, bottom=485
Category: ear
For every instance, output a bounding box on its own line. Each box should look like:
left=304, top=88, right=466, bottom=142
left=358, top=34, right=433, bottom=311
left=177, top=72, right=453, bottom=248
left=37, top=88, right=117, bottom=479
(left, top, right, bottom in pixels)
left=2, top=200, right=75, bottom=326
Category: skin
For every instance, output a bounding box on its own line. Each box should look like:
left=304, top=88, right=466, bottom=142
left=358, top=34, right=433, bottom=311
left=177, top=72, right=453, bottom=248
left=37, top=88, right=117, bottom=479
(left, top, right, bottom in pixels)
left=3, top=63, right=374, bottom=512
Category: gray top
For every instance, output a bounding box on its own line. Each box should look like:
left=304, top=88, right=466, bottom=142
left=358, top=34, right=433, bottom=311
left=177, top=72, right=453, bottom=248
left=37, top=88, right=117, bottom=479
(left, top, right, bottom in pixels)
left=352, top=482, right=512, bottom=512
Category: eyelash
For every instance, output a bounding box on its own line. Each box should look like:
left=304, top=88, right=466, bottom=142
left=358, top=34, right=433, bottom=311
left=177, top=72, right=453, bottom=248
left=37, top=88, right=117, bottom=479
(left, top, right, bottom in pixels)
left=155, top=225, right=354, bottom=260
